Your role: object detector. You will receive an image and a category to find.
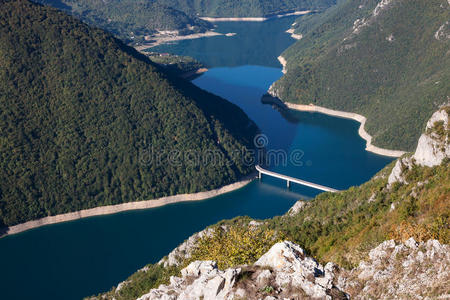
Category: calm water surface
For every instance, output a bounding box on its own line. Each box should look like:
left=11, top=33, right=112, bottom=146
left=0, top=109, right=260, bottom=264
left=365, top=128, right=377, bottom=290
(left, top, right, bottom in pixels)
left=0, top=16, right=393, bottom=300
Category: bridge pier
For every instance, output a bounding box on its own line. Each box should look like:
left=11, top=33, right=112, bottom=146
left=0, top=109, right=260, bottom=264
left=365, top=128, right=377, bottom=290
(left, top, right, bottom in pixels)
left=255, top=165, right=339, bottom=193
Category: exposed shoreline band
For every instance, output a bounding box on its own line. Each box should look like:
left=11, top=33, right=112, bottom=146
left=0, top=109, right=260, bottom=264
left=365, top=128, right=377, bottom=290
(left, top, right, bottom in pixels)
left=278, top=56, right=287, bottom=74
left=134, top=31, right=223, bottom=51
left=134, top=10, right=311, bottom=51
left=200, top=10, right=311, bottom=22
left=286, top=28, right=303, bottom=40
left=0, top=175, right=256, bottom=238
left=286, top=103, right=407, bottom=157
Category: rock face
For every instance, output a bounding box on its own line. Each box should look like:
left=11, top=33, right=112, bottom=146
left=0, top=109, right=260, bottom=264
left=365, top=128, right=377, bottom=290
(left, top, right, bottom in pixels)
left=135, top=239, right=449, bottom=300
left=254, top=241, right=339, bottom=299
left=337, top=238, right=450, bottom=299
left=137, top=260, right=241, bottom=300
left=413, top=108, right=450, bottom=167
left=388, top=107, right=449, bottom=186
left=158, top=228, right=214, bottom=267
left=139, top=241, right=346, bottom=300
left=287, top=200, right=307, bottom=216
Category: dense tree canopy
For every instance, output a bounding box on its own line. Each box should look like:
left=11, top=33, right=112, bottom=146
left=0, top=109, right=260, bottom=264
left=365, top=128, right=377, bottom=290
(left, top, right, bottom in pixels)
left=33, top=0, right=336, bottom=42
left=35, top=0, right=214, bottom=42
left=0, top=0, right=258, bottom=226
left=159, top=0, right=336, bottom=17
left=273, top=0, right=450, bottom=150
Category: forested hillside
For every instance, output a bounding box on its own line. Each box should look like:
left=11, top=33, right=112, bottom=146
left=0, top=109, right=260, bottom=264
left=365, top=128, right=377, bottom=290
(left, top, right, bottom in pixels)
left=159, top=0, right=335, bottom=17
left=33, top=0, right=336, bottom=43
left=271, top=0, right=449, bottom=151
left=0, top=0, right=258, bottom=227
left=34, top=0, right=213, bottom=42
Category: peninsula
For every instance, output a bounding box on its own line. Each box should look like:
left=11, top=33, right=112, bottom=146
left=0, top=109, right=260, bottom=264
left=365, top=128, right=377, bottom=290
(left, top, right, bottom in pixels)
left=200, top=10, right=311, bottom=22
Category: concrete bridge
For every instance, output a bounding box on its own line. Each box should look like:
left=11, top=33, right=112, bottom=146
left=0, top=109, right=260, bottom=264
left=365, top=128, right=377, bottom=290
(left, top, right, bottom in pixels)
left=256, top=165, right=339, bottom=193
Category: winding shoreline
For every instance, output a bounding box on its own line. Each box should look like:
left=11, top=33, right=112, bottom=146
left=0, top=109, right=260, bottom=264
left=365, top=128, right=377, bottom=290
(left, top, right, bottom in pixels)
left=180, top=67, right=209, bottom=79
left=0, top=175, right=256, bottom=238
left=285, top=103, right=406, bottom=157
left=134, top=31, right=223, bottom=51
left=286, top=28, right=303, bottom=40
left=274, top=56, right=405, bottom=158
left=200, top=10, right=311, bottom=22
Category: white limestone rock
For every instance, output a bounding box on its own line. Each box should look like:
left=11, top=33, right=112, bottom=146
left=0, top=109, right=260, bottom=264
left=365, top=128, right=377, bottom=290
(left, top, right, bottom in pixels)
left=338, top=239, right=450, bottom=299
left=181, top=260, right=218, bottom=278
left=255, top=241, right=334, bottom=299
left=373, top=0, right=394, bottom=16
left=388, top=107, right=449, bottom=186
left=137, top=241, right=345, bottom=300
left=140, top=260, right=241, bottom=300
left=249, top=220, right=262, bottom=227
left=413, top=108, right=449, bottom=167
left=136, top=238, right=450, bottom=300
left=114, top=280, right=130, bottom=293
left=159, top=227, right=214, bottom=267
left=387, top=157, right=411, bottom=186
left=288, top=200, right=306, bottom=216
left=256, top=269, right=272, bottom=285
left=435, top=21, right=450, bottom=41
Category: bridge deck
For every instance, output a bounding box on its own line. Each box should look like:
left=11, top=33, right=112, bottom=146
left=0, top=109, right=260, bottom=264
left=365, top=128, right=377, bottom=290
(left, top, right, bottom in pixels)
left=256, top=165, right=339, bottom=193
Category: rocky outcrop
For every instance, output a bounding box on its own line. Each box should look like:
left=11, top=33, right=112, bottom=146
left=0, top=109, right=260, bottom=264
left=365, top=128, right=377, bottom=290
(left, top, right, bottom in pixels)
left=349, top=0, right=395, bottom=37
left=387, top=156, right=413, bottom=186
left=435, top=21, right=450, bottom=41
left=337, top=238, right=450, bottom=299
left=413, top=108, right=450, bottom=167
left=137, top=260, right=241, bottom=300
left=388, top=107, right=449, bottom=186
left=254, top=241, right=340, bottom=299
left=158, top=228, right=214, bottom=267
left=135, top=238, right=449, bottom=300
left=288, top=200, right=307, bottom=216
left=139, top=241, right=346, bottom=300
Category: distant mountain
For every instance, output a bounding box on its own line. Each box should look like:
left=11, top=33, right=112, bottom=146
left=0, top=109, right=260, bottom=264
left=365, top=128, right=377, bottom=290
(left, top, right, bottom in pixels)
left=33, top=0, right=214, bottom=42
left=159, top=0, right=336, bottom=17
left=0, top=0, right=258, bottom=227
left=33, top=0, right=336, bottom=43
left=270, top=0, right=450, bottom=151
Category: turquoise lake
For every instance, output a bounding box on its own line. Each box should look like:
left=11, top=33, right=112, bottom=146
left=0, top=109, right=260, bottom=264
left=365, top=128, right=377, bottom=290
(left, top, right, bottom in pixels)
left=0, top=16, right=393, bottom=300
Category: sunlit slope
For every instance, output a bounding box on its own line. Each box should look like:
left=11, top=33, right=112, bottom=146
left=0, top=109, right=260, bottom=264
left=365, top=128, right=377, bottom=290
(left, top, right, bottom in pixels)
left=272, top=0, right=449, bottom=151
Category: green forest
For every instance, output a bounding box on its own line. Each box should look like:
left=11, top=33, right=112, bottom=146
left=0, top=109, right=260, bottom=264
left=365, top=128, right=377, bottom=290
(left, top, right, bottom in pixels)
left=34, top=0, right=214, bottom=42
left=157, top=0, right=335, bottom=17
left=33, top=0, right=336, bottom=42
left=272, top=0, right=449, bottom=151
left=145, top=53, right=205, bottom=78
left=0, top=0, right=258, bottom=227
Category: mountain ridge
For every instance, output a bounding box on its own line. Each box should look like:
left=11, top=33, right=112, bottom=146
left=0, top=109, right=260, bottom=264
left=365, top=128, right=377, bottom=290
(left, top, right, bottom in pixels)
left=33, top=0, right=336, bottom=43
left=0, top=0, right=258, bottom=227
left=270, top=0, right=450, bottom=151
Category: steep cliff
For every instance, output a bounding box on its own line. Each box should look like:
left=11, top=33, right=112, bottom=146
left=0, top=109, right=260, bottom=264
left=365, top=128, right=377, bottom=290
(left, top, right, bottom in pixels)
left=0, top=0, right=258, bottom=227
left=388, top=105, right=450, bottom=185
